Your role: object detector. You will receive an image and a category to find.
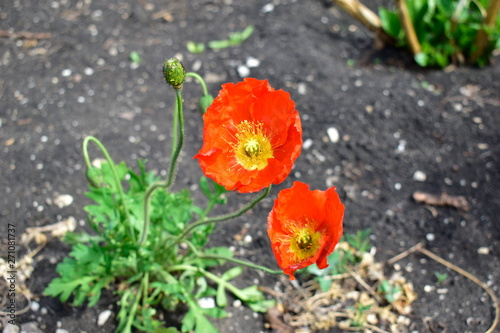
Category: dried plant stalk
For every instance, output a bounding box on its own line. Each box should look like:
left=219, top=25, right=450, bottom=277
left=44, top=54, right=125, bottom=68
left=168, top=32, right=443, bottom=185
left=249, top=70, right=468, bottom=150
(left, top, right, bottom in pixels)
left=471, top=0, right=500, bottom=63
left=332, top=0, right=395, bottom=44
left=394, top=0, right=422, bottom=55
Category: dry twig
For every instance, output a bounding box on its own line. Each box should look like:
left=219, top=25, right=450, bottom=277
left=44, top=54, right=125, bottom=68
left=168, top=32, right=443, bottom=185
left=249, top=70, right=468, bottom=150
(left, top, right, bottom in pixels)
left=388, top=242, right=499, bottom=333
left=0, top=30, right=52, bottom=40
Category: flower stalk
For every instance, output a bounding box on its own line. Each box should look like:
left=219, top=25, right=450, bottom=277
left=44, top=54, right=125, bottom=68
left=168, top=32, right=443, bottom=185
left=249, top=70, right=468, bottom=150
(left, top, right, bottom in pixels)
left=139, top=88, right=185, bottom=245
left=82, top=136, right=135, bottom=242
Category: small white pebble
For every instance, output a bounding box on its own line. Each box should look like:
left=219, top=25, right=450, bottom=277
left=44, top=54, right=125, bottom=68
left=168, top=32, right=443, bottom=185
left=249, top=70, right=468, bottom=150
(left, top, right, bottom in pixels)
left=413, top=170, right=427, bottom=182
left=327, top=127, right=340, bottom=143
left=84, top=67, right=94, bottom=76
left=261, top=3, right=274, bottom=13
left=246, top=57, right=260, bottom=68
left=232, top=299, right=242, bottom=308
left=54, top=194, right=74, bottom=208
left=61, top=69, right=72, bottom=77
left=394, top=183, right=401, bottom=190
left=478, top=247, right=489, bottom=255
left=297, top=82, right=307, bottom=95
left=477, top=143, right=489, bottom=150
left=424, top=285, right=435, bottom=293
left=237, top=65, right=250, bottom=78
left=198, top=297, right=215, bottom=309
left=97, top=310, right=112, bottom=326
left=426, top=233, right=435, bottom=241
left=303, top=138, right=313, bottom=150
left=31, top=301, right=40, bottom=312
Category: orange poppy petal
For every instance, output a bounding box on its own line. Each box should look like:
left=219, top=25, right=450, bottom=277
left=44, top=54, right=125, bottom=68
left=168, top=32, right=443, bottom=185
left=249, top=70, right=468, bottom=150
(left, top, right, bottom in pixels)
left=195, top=78, right=302, bottom=193
left=267, top=181, right=344, bottom=280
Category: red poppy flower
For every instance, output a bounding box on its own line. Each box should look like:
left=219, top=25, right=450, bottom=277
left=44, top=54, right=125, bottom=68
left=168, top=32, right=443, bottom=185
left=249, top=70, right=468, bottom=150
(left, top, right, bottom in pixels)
left=267, top=181, right=344, bottom=280
left=194, top=78, right=302, bottom=193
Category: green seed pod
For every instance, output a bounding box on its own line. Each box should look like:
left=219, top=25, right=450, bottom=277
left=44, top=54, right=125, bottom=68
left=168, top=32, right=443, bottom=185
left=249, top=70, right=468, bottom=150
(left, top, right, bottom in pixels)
left=86, top=166, right=104, bottom=188
left=163, top=58, right=186, bottom=89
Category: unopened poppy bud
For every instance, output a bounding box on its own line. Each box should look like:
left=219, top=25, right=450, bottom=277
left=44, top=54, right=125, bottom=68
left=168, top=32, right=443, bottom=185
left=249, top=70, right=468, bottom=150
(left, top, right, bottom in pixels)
left=198, top=94, right=214, bottom=113
left=86, top=166, right=103, bottom=188
left=163, top=58, right=186, bottom=89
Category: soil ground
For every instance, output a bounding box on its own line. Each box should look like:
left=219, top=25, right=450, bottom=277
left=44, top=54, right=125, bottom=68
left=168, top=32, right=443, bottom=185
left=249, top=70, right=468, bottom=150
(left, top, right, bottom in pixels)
left=1, top=0, right=499, bottom=332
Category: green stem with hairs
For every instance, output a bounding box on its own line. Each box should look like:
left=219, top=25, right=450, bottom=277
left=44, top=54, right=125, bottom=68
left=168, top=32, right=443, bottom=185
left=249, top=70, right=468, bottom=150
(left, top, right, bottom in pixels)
left=166, top=185, right=272, bottom=250
left=82, top=136, right=135, bottom=242
left=186, top=241, right=282, bottom=275
left=186, top=72, right=209, bottom=96
left=139, top=88, right=185, bottom=245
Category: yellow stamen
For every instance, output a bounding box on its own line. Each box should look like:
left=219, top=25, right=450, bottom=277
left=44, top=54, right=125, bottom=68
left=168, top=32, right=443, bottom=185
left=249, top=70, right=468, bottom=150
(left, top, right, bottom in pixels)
left=286, top=220, right=322, bottom=263
left=233, top=120, right=273, bottom=171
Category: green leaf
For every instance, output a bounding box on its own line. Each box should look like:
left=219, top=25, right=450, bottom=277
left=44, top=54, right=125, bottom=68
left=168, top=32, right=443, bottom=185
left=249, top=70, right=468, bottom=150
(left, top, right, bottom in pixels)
left=220, top=266, right=243, bottom=281
left=216, top=283, right=227, bottom=307
left=194, top=314, right=218, bottom=333
left=231, top=285, right=264, bottom=303
left=208, top=40, right=232, bottom=49
left=154, top=328, right=180, bottom=333
left=379, top=8, right=402, bottom=39
left=239, top=25, right=255, bottom=40
left=181, top=308, right=196, bottom=333
left=186, top=41, right=206, bottom=53
left=43, top=275, right=95, bottom=303
left=202, top=306, right=228, bottom=319
left=247, top=299, right=276, bottom=313
left=130, top=51, right=141, bottom=64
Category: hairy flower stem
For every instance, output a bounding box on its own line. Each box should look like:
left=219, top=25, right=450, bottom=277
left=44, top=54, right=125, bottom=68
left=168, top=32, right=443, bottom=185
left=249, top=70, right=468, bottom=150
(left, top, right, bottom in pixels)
left=123, top=273, right=147, bottom=333
left=186, top=241, right=282, bottom=275
left=166, top=185, right=272, bottom=250
left=186, top=72, right=209, bottom=96
left=82, top=136, right=135, bottom=242
left=139, top=89, right=185, bottom=245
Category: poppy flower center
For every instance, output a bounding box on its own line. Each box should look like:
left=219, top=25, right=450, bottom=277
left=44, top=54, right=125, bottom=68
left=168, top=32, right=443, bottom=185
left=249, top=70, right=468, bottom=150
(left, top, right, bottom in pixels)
left=233, top=120, right=273, bottom=171
left=287, top=221, right=322, bottom=262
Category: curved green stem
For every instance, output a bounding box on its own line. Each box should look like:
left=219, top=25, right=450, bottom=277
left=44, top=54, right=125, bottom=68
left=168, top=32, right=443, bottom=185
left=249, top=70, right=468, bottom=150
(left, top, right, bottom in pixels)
left=186, top=241, right=282, bottom=275
left=82, top=136, right=134, bottom=242
left=166, top=185, right=272, bottom=250
left=124, top=274, right=146, bottom=332
left=186, top=72, right=209, bottom=96
left=139, top=89, right=185, bottom=245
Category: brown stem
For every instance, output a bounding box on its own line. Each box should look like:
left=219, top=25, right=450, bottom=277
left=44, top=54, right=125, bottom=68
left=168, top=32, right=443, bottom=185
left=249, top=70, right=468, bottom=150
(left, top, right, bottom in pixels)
left=0, top=30, right=52, bottom=39
left=395, top=0, right=421, bottom=55
left=471, top=0, right=500, bottom=63
left=332, top=0, right=395, bottom=45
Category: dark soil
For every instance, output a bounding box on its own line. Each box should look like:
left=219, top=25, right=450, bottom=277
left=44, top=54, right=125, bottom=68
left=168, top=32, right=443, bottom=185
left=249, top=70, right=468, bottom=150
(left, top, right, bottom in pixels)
left=1, top=0, right=499, bottom=332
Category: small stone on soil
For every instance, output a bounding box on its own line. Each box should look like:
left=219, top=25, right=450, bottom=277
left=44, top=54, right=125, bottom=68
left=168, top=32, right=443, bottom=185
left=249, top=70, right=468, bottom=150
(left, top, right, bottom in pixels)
left=302, top=138, right=313, bottom=150
left=413, top=170, right=427, bottom=182
left=237, top=65, right=250, bottom=78
left=53, top=194, right=74, bottom=208
left=198, top=297, right=215, bottom=309
left=97, top=309, right=113, bottom=326
left=477, top=247, right=489, bottom=255
left=327, top=127, right=339, bottom=143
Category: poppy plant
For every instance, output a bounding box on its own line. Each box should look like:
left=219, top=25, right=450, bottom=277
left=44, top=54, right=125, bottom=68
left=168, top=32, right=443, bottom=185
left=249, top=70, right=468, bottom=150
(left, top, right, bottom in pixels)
left=194, top=78, right=302, bottom=193
left=267, top=181, right=344, bottom=280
